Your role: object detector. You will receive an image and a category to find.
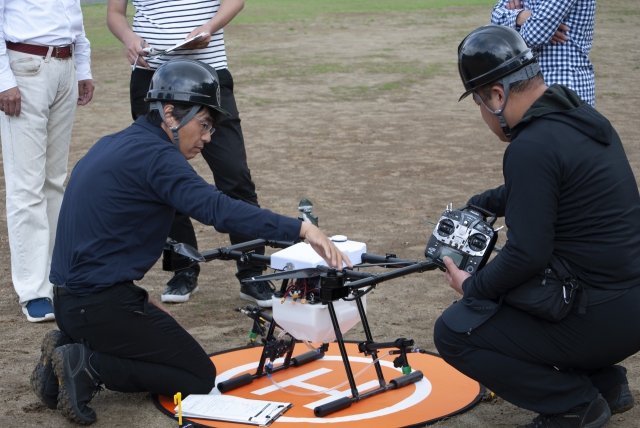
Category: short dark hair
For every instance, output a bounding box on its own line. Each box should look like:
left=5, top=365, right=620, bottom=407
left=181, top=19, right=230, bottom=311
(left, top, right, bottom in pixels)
left=479, top=72, right=544, bottom=100
left=146, top=102, right=222, bottom=128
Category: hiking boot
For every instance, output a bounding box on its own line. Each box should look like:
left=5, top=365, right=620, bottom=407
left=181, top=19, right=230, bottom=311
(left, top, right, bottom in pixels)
left=161, top=270, right=199, bottom=303
left=240, top=280, right=275, bottom=308
left=30, top=330, right=73, bottom=409
left=517, top=394, right=610, bottom=428
left=52, top=343, right=101, bottom=425
left=23, top=297, right=55, bottom=322
left=602, top=383, right=634, bottom=414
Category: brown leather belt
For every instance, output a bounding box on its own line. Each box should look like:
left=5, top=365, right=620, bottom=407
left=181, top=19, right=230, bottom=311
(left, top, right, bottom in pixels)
left=53, top=285, right=72, bottom=296
left=6, top=41, right=72, bottom=59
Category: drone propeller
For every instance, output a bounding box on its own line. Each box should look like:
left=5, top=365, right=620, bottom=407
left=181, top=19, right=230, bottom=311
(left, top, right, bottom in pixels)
left=169, top=242, right=205, bottom=262
left=241, top=266, right=334, bottom=283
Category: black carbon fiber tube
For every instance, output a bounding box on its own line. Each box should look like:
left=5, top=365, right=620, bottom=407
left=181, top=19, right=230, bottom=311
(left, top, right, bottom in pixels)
left=314, top=397, right=352, bottom=417
left=291, top=351, right=324, bottom=367
left=389, top=370, right=424, bottom=389
left=216, top=373, right=254, bottom=393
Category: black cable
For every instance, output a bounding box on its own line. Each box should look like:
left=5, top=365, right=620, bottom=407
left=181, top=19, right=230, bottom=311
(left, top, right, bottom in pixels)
left=342, top=285, right=376, bottom=301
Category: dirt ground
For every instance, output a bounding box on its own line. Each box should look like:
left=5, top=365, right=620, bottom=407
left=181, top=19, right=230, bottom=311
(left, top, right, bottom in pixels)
left=1, top=1, right=639, bottom=427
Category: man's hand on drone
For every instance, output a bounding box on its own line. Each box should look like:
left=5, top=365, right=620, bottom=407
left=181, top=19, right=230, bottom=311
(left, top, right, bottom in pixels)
left=300, top=222, right=353, bottom=269
left=443, top=256, right=470, bottom=295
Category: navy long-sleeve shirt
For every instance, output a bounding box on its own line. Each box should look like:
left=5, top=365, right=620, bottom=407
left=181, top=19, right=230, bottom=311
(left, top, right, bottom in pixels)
left=50, top=117, right=301, bottom=295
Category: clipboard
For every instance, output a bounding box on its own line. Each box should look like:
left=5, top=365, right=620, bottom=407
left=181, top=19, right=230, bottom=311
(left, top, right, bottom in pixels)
left=248, top=402, right=293, bottom=426
left=143, top=32, right=208, bottom=57
left=175, top=394, right=293, bottom=426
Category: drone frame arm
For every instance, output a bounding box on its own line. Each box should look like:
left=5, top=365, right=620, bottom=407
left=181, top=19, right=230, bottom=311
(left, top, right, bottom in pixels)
left=360, top=253, right=419, bottom=268
left=200, top=239, right=295, bottom=262
left=345, top=260, right=438, bottom=291
left=163, top=238, right=296, bottom=272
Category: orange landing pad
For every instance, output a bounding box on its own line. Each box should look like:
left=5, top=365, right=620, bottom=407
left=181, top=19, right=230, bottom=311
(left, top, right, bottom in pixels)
left=154, top=343, right=483, bottom=427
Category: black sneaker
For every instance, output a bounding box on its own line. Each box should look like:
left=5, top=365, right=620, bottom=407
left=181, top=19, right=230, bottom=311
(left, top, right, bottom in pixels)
left=161, top=270, right=199, bottom=303
left=517, top=394, right=610, bottom=428
left=30, top=330, right=73, bottom=409
left=240, top=280, right=275, bottom=308
left=601, top=383, right=634, bottom=414
left=52, top=343, right=101, bottom=425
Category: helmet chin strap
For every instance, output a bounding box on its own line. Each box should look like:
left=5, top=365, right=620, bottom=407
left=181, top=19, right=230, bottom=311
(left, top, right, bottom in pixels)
left=474, top=89, right=512, bottom=139
left=473, top=63, right=540, bottom=140
left=151, top=101, right=201, bottom=150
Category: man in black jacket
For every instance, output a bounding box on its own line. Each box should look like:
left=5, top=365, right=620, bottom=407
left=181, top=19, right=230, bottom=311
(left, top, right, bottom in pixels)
left=433, top=25, right=640, bottom=428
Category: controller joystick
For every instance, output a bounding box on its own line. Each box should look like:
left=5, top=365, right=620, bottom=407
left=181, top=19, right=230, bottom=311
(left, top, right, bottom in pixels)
left=437, top=219, right=456, bottom=236
left=425, top=205, right=498, bottom=274
left=468, top=234, right=487, bottom=251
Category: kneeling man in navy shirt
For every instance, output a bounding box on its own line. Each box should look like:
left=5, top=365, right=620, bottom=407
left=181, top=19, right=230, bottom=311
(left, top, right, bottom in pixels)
left=31, top=59, right=351, bottom=425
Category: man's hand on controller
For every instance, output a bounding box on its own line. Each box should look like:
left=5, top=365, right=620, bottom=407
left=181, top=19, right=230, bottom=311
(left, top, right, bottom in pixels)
left=444, top=256, right=470, bottom=295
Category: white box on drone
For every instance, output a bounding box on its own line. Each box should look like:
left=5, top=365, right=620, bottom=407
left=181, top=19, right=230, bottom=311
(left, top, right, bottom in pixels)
left=269, top=237, right=367, bottom=343
left=270, top=238, right=366, bottom=271
left=272, top=295, right=366, bottom=343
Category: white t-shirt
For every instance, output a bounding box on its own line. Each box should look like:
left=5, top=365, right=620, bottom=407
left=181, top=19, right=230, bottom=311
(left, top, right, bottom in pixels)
left=131, top=0, right=228, bottom=70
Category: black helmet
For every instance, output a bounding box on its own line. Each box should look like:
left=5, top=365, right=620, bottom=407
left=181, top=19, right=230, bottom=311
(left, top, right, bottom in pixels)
left=458, top=25, right=537, bottom=101
left=146, top=59, right=230, bottom=116
left=146, top=59, right=229, bottom=149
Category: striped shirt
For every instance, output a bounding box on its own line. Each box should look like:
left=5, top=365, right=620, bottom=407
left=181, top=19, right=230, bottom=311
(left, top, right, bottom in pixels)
left=131, top=0, right=227, bottom=70
left=491, top=0, right=596, bottom=107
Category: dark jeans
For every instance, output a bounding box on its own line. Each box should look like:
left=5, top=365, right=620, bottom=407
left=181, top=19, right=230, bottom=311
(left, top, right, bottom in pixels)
left=434, top=286, right=640, bottom=415
left=54, top=283, right=216, bottom=397
left=130, top=67, right=265, bottom=277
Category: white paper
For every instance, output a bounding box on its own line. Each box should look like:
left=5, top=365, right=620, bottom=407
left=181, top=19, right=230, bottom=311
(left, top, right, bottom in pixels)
left=175, top=394, right=292, bottom=426
left=144, top=32, right=208, bottom=57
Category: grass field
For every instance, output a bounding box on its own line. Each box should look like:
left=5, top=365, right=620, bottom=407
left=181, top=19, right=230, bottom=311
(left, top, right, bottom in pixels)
left=82, top=0, right=496, bottom=47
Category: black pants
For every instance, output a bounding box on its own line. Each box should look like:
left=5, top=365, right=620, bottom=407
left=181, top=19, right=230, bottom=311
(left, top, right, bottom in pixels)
left=130, top=67, right=265, bottom=277
left=54, top=283, right=216, bottom=397
left=434, top=286, right=640, bottom=415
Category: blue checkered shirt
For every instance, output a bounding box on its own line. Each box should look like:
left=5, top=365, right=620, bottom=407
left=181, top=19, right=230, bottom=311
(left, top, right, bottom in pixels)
left=491, top=0, right=596, bottom=106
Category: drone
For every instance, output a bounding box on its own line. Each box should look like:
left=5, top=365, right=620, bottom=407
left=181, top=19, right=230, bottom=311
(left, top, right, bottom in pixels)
left=162, top=199, right=500, bottom=417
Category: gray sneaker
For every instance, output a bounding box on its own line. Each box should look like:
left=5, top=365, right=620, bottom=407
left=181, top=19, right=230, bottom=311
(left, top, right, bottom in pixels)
left=161, top=270, right=199, bottom=303
left=602, top=383, right=634, bottom=414
left=30, top=330, right=73, bottom=409
left=240, top=280, right=275, bottom=308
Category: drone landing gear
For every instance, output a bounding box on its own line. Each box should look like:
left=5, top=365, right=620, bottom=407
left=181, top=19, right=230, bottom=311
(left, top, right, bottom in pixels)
left=217, top=305, right=327, bottom=393
left=219, top=294, right=424, bottom=418
left=314, top=293, right=423, bottom=417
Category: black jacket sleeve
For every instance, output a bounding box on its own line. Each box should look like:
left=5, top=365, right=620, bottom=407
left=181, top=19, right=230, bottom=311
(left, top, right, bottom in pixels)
left=467, top=185, right=506, bottom=217
left=463, top=135, right=560, bottom=300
